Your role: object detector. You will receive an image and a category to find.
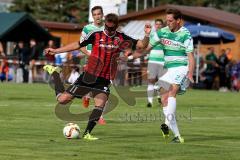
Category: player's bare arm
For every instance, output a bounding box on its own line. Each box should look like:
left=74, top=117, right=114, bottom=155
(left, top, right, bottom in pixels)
left=79, top=47, right=91, bottom=56
left=44, top=42, right=81, bottom=55
left=187, top=52, right=195, bottom=83
left=136, top=23, right=152, bottom=49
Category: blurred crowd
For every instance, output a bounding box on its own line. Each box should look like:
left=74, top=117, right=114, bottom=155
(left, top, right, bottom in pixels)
left=0, top=40, right=86, bottom=84
left=194, top=47, right=240, bottom=92
left=1, top=40, right=240, bottom=92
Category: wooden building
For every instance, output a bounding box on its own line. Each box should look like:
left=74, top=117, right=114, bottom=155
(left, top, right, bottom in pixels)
left=38, top=20, right=84, bottom=46
left=119, top=4, right=240, bottom=60
left=39, top=4, right=240, bottom=60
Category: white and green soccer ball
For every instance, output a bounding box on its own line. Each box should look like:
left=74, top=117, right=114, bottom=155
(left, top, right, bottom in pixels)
left=63, top=123, right=80, bottom=139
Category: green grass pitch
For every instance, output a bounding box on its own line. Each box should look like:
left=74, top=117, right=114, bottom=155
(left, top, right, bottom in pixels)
left=0, top=83, right=240, bottom=160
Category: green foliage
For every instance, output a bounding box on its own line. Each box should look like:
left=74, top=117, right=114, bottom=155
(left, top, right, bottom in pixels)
left=9, top=0, right=89, bottom=23
left=9, top=0, right=240, bottom=23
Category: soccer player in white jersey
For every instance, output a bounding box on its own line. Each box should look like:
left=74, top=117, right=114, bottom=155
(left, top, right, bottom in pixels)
left=79, top=6, right=106, bottom=125
left=146, top=19, right=165, bottom=108
left=149, top=8, right=195, bottom=143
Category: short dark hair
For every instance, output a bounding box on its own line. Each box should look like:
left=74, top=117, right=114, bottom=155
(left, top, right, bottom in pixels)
left=91, top=6, right=103, bottom=14
left=105, top=13, right=119, bottom=26
left=155, top=19, right=163, bottom=24
left=166, top=8, right=182, bottom=20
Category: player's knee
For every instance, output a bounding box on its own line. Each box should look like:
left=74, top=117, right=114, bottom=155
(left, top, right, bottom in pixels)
left=169, top=85, right=179, bottom=97
left=148, top=79, right=156, bottom=84
left=161, top=97, right=168, bottom=106
left=57, top=94, right=72, bottom=104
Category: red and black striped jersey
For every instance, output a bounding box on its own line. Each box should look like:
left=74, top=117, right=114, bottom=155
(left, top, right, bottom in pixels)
left=79, top=30, right=138, bottom=80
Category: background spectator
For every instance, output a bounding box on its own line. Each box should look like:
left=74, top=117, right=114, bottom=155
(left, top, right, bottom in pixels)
left=226, top=48, right=233, bottom=62
left=16, top=41, right=30, bottom=83
left=127, top=51, right=143, bottom=87
left=68, top=66, right=80, bottom=84
left=0, top=59, right=13, bottom=82
left=218, top=49, right=229, bottom=92
left=0, top=42, right=6, bottom=58
left=204, top=47, right=218, bottom=89
left=45, top=40, right=56, bottom=63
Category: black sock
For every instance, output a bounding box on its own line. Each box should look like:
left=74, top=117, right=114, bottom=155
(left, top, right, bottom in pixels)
left=50, top=72, right=65, bottom=95
left=84, top=106, right=103, bottom=136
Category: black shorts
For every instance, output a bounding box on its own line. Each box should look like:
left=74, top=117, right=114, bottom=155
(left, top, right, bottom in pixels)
left=66, top=72, right=111, bottom=98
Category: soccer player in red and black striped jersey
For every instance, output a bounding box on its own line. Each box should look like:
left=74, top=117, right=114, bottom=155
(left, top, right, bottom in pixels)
left=44, top=13, right=151, bottom=140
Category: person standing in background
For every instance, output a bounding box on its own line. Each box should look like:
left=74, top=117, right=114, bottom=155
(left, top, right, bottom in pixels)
left=146, top=19, right=165, bottom=108
left=204, top=47, right=218, bottom=89
left=218, top=49, right=229, bottom=92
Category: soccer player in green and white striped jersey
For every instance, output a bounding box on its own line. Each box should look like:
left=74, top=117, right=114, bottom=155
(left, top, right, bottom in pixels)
left=80, top=6, right=104, bottom=58
left=149, top=8, right=195, bottom=143
left=146, top=19, right=165, bottom=108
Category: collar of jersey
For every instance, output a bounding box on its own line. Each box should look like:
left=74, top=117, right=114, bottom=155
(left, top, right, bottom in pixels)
left=103, top=29, right=116, bottom=38
left=167, top=26, right=184, bottom=33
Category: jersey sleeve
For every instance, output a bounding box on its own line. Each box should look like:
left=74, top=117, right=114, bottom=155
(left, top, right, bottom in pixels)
left=79, top=31, right=95, bottom=48
left=122, top=33, right=138, bottom=49
left=184, top=33, right=194, bottom=54
left=80, top=27, right=88, bottom=43
left=149, top=32, right=161, bottom=48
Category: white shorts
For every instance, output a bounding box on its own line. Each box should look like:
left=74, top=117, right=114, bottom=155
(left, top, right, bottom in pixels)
left=147, top=62, right=166, bottom=80
left=158, top=66, right=189, bottom=94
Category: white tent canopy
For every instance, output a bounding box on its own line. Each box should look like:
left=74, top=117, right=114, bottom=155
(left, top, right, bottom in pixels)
left=121, top=20, right=155, bottom=39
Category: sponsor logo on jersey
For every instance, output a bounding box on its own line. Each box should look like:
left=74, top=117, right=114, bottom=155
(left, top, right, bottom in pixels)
left=160, top=38, right=183, bottom=48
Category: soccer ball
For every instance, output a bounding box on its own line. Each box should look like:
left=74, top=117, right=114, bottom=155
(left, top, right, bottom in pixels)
left=63, top=123, right=80, bottom=139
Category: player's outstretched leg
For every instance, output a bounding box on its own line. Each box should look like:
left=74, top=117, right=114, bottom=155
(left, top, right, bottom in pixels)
left=43, top=65, right=64, bottom=96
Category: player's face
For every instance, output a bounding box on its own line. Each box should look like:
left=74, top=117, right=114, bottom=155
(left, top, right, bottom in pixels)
left=166, top=14, right=181, bottom=32
left=155, top=21, right=163, bottom=30
left=104, top=22, right=118, bottom=36
left=92, top=9, right=103, bottom=25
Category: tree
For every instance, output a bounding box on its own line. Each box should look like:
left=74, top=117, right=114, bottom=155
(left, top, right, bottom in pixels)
left=9, top=0, right=89, bottom=23
left=9, top=0, right=239, bottom=23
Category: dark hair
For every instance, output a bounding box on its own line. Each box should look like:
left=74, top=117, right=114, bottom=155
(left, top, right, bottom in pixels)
left=105, top=13, right=119, bottom=26
left=155, top=19, right=163, bottom=24
left=166, top=8, right=182, bottom=20
left=91, top=6, right=103, bottom=14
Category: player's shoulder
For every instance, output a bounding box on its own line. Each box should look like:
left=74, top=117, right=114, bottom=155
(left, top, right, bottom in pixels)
left=179, top=26, right=191, bottom=35
left=83, top=23, right=97, bottom=33
left=116, top=30, right=126, bottom=35
left=85, top=30, right=102, bottom=39
left=160, top=26, right=169, bottom=32
left=116, top=31, right=132, bottom=38
left=155, top=26, right=169, bottom=36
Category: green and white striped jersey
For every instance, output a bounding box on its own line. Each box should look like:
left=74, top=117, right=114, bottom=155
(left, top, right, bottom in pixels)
left=80, top=23, right=104, bottom=52
left=150, top=26, right=193, bottom=68
left=149, top=31, right=164, bottom=64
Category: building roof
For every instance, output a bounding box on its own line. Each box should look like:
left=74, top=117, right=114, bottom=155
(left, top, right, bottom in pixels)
left=38, top=20, right=84, bottom=31
left=119, top=4, right=240, bottom=31
left=121, top=20, right=154, bottom=39
left=0, top=12, right=55, bottom=42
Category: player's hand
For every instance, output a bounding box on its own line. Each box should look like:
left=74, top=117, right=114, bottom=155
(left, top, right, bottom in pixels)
left=117, top=56, right=128, bottom=62
left=144, top=22, right=152, bottom=36
left=187, top=72, right=194, bottom=83
left=44, top=48, right=56, bottom=55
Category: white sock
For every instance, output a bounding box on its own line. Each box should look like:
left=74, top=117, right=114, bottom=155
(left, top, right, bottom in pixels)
left=167, top=97, right=180, bottom=137
left=163, top=106, right=171, bottom=129
left=147, top=84, right=154, bottom=104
